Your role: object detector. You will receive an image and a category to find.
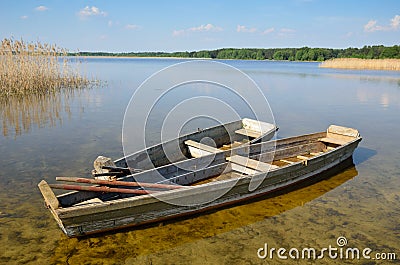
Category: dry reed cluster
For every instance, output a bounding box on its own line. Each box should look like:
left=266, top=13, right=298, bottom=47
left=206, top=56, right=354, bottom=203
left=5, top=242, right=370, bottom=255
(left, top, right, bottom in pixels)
left=320, top=58, right=400, bottom=71
left=0, top=38, right=90, bottom=96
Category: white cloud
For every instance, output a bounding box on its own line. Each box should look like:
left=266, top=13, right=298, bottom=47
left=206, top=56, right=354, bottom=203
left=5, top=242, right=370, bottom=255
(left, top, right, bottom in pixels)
left=364, top=20, right=384, bottom=32
left=278, top=28, right=295, bottom=37
left=364, top=15, right=400, bottom=32
left=78, top=6, right=107, bottom=18
left=189, top=23, right=222, bottom=32
left=390, top=15, right=400, bottom=29
left=35, top=6, right=48, bottom=11
left=125, top=24, right=140, bottom=30
left=237, top=25, right=257, bottom=33
left=262, top=27, right=275, bottom=35
left=20, top=15, right=28, bottom=20
left=173, top=23, right=222, bottom=36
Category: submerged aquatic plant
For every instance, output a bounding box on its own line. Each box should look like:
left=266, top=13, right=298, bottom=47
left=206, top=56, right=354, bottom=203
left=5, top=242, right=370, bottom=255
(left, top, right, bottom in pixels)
left=0, top=37, right=92, bottom=96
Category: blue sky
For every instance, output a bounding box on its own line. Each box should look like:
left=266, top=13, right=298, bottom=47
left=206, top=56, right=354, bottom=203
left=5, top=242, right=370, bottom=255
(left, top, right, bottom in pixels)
left=1, top=0, right=399, bottom=52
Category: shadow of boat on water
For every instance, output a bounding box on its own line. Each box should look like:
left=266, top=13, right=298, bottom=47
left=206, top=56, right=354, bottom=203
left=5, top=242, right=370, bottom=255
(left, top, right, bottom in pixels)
left=51, top=158, right=359, bottom=264
left=353, top=146, right=377, bottom=166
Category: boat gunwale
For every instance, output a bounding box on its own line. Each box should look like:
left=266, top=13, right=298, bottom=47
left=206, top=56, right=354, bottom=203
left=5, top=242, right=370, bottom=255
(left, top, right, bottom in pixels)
left=55, top=133, right=362, bottom=218
left=55, top=130, right=324, bottom=207
left=114, top=118, right=277, bottom=165
left=55, top=130, right=354, bottom=206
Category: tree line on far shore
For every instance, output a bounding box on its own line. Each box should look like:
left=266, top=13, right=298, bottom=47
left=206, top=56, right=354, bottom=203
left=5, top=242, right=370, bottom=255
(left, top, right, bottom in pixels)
left=75, top=45, right=400, bottom=61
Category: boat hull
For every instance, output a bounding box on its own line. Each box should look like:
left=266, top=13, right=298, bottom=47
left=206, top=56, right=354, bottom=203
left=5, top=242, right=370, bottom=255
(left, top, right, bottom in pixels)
left=50, top=136, right=361, bottom=237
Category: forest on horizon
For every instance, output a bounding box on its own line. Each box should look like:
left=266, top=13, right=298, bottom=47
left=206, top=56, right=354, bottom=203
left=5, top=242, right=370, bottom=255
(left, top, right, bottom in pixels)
left=75, top=45, right=400, bottom=61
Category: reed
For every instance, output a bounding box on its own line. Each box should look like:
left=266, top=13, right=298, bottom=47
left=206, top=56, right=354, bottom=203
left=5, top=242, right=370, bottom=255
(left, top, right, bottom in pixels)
left=1, top=92, right=65, bottom=137
left=0, top=38, right=90, bottom=96
left=320, top=58, right=400, bottom=71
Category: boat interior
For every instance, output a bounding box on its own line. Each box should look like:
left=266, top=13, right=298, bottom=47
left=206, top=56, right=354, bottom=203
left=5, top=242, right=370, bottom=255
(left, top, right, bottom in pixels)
left=54, top=125, right=359, bottom=208
left=114, top=118, right=276, bottom=170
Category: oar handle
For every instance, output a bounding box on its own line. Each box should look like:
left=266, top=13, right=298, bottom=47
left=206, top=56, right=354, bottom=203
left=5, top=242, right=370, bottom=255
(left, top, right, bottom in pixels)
left=56, top=176, right=183, bottom=190
left=49, top=183, right=153, bottom=195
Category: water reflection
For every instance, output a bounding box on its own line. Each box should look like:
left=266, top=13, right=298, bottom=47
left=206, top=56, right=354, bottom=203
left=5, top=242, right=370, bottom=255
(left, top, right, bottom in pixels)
left=356, top=86, right=400, bottom=108
left=50, top=166, right=358, bottom=264
left=0, top=58, right=398, bottom=264
left=0, top=89, right=85, bottom=137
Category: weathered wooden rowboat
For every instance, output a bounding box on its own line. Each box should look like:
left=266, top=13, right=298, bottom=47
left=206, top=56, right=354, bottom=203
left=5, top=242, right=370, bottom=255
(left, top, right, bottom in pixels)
left=38, top=125, right=361, bottom=237
left=108, top=118, right=277, bottom=172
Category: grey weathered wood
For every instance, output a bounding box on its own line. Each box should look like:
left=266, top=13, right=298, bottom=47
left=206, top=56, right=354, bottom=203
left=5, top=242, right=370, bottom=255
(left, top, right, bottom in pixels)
left=38, top=125, right=361, bottom=237
left=227, top=155, right=278, bottom=171
left=38, top=180, right=60, bottom=209
left=242, top=118, right=276, bottom=134
left=327, top=125, right=359, bottom=138
left=184, top=140, right=220, bottom=153
left=185, top=140, right=221, bottom=158
left=114, top=118, right=277, bottom=170
left=319, top=137, right=349, bottom=145
left=75, top=198, right=103, bottom=206
left=235, top=128, right=262, bottom=138
left=230, top=163, right=260, bottom=175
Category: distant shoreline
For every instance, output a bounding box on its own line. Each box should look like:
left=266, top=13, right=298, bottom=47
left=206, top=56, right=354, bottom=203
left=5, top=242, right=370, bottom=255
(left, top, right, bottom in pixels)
left=80, top=55, right=210, bottom=60
left=73, top=45, right=400, bottom=63
left=78, top=56, right=400, bottom=71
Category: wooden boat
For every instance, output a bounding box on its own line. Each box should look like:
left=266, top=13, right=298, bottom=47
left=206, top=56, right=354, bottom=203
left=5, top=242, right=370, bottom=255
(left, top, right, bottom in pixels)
left=107, top=118, right=277, bottom=173
left=38, top=125, right=361, bottom=237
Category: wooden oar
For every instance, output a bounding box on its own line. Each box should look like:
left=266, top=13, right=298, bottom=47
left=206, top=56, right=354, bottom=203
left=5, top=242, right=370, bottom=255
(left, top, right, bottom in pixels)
left=101, top=166, right=143, bottom=173
left=49, top=183, right=153, bottom=195
left=56, top=176, right=183, bottom=190
left=92, top=172, right=126, bottom=177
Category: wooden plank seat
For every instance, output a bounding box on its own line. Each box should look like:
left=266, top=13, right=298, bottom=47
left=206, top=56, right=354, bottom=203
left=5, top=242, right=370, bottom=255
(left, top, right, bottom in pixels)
left=280, top=159, right=295, bottom=164
left=296, top=155, right=309, bottom=160
left=318, top=137, right=348, bottom=145
left=221, top=141, right=245, bottom=150
left=227, top=155, right=278, bottom=175
left=310, top=152, right=323, bottom=156
left=235, top=128, right=262, bottom=138
left=75, top=198, right=103, bottom=206
left=185, top=140, right=220, bottom=158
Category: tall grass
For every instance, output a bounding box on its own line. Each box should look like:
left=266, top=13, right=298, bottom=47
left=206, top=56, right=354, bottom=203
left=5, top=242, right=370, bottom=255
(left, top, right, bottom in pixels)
left=320, top=58, right=400, bottom=71
left=0, top=38, right=90, bottom=96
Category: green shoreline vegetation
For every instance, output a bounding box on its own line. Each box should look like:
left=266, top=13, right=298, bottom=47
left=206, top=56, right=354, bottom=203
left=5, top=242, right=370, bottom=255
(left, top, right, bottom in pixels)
left=0, top=38, right=91, bottom=97
left=75, top=45, right=400, bottom=61
left=1, top=38, right=399, bottom=98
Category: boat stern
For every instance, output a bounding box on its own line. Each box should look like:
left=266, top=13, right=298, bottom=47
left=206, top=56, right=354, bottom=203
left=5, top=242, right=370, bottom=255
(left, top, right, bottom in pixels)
left=38, top=180, right=69, bottom=235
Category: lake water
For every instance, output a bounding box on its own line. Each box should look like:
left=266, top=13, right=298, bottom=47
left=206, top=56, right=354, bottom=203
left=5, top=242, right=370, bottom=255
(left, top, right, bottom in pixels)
left=0, top=58, right=399, bottom=264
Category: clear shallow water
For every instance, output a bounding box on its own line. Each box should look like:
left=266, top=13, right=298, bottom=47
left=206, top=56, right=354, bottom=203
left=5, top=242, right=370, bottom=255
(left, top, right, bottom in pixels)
left=0, top=58, right=399, bottom=264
